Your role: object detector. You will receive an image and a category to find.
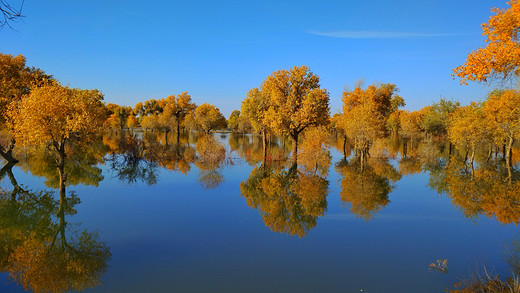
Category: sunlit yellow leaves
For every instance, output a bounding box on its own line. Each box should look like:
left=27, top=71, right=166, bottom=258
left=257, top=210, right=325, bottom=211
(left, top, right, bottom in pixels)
left=194, top=103, right=227, bottom=134
left=448, top=102, right=490, bottom=163
left=453, top=0, right=520, bottom=83
left=9, top=82, right=106, bottom=152
left=261, top=65, right=330, bottom=139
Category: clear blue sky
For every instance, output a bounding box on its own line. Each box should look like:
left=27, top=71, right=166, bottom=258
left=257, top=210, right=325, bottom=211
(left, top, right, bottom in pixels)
left=1, top=0, right=508, bottom=117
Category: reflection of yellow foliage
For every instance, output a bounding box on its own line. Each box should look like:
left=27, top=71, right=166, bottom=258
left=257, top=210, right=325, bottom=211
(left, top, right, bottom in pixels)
left=240, top=165, right=328, bottom=237
left=195, top=135, right=226, bottom=189
left=336, top=158, right=400, bottom=220
left=8, top=232, right=110, bottom=293
left=399, top=157, right=423, bottom=176
left=444, top=162, right=520, bottom=224
left=299, top=127, right=331, bottom=176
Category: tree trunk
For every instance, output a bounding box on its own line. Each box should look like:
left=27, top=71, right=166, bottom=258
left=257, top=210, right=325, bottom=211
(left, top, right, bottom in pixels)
left=403, top=139, right=408, bottom=158
left=469, top=146, right=475, bottom=166
left=291, top=132, right=299, bottom=165
left=343, top=135, right=347, bottom=159
left=506, top=135, right=514, bottom=168
left=262, top=130, right=267, bottom=161
left=0, top=138, right=18, bottom=163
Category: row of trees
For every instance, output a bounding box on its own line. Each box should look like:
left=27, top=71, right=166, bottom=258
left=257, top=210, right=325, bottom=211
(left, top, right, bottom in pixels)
left=107, top=94, right=227, bottom=137
left=2, top=0, right=520, bottom=184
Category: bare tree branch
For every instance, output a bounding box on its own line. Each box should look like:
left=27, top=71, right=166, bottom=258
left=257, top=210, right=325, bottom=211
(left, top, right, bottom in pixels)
left=0, top=0, right=24, bottom=29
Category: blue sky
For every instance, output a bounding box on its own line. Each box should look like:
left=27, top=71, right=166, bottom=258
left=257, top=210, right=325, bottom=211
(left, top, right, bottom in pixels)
left=1, top=0, right=508, bottom=117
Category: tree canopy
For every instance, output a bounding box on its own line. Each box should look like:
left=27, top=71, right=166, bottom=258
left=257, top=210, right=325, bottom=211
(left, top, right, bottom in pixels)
left=453, top=0, right=520, bottom=84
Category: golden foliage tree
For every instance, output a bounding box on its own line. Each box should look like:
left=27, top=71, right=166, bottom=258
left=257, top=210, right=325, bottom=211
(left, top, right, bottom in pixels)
left=241, top=87, right=271, bottom=159
left=0, top=53, right=52, bottom=162
left=162, top=92, right=196, bottom=140
left=9, top=83, right=106, bottom=193
left=194, top=103, right=227, bottom=134
left=483, top=89, right=520, bottom=165
left=448, top=102, right=490, bottom=165
left=337, top=83, right=403, bottom=165
left=453, top=0, right=520, bottom=84
left=261, top=65, right=330, bottom=164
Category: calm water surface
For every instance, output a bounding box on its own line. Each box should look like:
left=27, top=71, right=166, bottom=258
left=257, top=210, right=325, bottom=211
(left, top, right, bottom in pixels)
left=0, top=132, right=518, bottom=292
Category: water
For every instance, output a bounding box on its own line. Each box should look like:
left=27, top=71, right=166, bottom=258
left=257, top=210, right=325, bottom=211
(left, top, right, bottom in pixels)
left=0, top=132, right=518, bottom=292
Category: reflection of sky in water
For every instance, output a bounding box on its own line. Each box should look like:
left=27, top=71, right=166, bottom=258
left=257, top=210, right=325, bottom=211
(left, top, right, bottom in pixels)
left=0, top=133, right=518, bottom=293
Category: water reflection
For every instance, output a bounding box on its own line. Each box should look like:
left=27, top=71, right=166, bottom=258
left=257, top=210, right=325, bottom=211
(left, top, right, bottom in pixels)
left=0, top=163, right=111, bottom=293
left=336, top=157, right=401, bottom=221
left=240, top=163, right=329, bottom=237
left=431, top=160, right=520, bottom=224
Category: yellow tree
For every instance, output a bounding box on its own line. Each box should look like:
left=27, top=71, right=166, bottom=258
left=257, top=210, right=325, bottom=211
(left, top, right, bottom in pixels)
left=0, top=53, right=52, bottom=163
left=337, top=83, right=403, bottom=166
left=448, top=102, right=490, bottom=166
left=241, top=87, right=271, bottom=159
left=399, top=110, right=424, bottom=157
left=126, top=114, right=139, bottom=132
left=163, top=92, right=196, bottom=141
left=262, top=65, right=330, bottom=164
left=484, top=89, right=520, bottom=165
left=453, top=0, right=520, bottom=84
left=194, top=103, right=227, bottom=134
left=9, top=83, right=106, bottom=197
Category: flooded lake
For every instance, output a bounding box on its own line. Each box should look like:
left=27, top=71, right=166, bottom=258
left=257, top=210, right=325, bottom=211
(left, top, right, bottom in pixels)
left=0, top=131, right=518, bottom=292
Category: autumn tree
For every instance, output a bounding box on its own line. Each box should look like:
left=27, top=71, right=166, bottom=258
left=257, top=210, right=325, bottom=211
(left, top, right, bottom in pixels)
left=399, top=110, right=424, bottom=157
left=9, top=82, right=106, bottom=197
left=0, top=53, right=52, bottom=163
left=161, top=92, right=197, bottom=141
left=194, top=103, right=227, bottom=134
left=241, top=87, right=271, bottom=159
left=453, top=0, right=520, bottom=84
left=261, top=65, right=330, bottom=164
left=228, top=110, right=241, bottom=132
left=448, top=102, right=490, bottom=166
left=422, top=99, right=460, bottom=138
left=105, top=103, right=132, bottom=131
left=126, top=114, right=139, bottom=132
left=484, top=89, right=520, bottom=165
left=336, top=83, right=403, bottom=166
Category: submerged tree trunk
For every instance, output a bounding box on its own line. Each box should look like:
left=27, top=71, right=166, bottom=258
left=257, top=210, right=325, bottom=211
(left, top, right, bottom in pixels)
left=291, top=132, right=299, bottom=166
left=343, top=135, right=347, bottom=159
left=403, top=138, right=408, bottom=158
left=506, top=136, right=514, bottom=168
left=469, top=146, right=475, bottom=166
left=262, top=130, right=267, bottom=161
left=0, top=138, right=18, bottom=163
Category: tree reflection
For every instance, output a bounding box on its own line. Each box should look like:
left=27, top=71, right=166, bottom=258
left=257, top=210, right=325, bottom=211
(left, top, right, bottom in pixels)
left=426, top=156, right=520, bottom=224
left=240, top=164, right=328, bottom=237
left=195, top=135, right=226, bottom=189
left=335, top=157, right=401, bottom=221
left=0, top=163, right=111, bottom=293
left=13, top=140, right=107, bottom=188
left=105, top=132, right=159, bottom=185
